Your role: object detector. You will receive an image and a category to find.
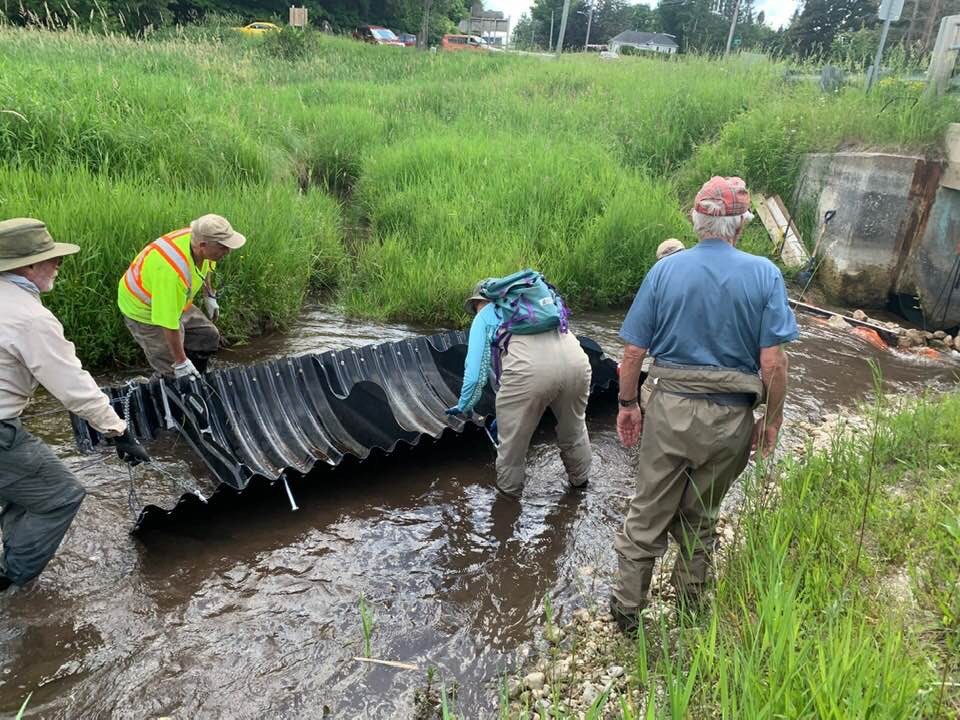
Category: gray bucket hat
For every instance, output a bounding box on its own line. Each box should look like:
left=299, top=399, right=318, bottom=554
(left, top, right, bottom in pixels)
left=464, top=279, right=491, bottom=315
left=0, top=218, right=80, bottom=272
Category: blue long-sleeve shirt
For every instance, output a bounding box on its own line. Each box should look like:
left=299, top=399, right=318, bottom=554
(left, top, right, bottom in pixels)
left=457, top=302, right=502, bottom=412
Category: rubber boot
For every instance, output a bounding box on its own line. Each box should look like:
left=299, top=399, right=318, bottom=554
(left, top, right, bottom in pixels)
left=670, top=545, right=713, bottom=617
left=610, top=556, right=654, bottom=635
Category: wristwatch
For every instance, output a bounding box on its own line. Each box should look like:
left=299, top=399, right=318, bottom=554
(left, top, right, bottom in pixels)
left=618, top=397, right=638, bottom=407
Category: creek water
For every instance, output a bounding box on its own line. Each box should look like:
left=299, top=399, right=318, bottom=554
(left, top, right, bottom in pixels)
left=1, top=308, right=957, bottom=719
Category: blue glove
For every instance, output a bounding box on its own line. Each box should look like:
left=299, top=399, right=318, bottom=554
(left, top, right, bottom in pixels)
left=445, top=406, right=464, bottom=417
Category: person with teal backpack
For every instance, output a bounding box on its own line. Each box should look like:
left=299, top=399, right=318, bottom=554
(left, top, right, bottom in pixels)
left=446, top=269, right=593, bottom=498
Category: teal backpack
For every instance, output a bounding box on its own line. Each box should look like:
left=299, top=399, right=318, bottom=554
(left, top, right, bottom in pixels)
left=479, top=269, right=571, bottom=378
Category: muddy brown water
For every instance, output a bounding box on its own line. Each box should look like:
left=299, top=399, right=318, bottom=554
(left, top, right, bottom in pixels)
left=1, top=308, right=957, bottom=719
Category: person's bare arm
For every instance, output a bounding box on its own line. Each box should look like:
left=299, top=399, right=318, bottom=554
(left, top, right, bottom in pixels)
left=753, top=344, right=789, bottom=458
left=617, top=343, right=647, bottom=447
left=162, top=327, right=187, bottom=364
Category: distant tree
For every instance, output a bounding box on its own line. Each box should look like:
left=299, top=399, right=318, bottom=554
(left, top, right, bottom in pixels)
left=588, top=0, right=638, bottom=45
left=629, top=3, right=657, bottom=30
left=527, top=0, right=588, bottom=50
left=830, top=25, right=882, bottom=65
left=512, top=11, right=538, bottom=48
left=658, top=0, right=728, bottom=52
left=783, top=0, right=879, bottom=58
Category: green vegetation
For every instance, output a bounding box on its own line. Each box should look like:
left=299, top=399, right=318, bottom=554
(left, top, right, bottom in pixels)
left=498, top=391, right=960, bottom=718
left=15, top=693, right=31, bottom=720
left=671, top=392, right=959, bottom=718
left=511, top=391, right=960, bottom=719
left=0, top=164, right=342, bottom=366
left=1, top=27, right=957, bottom=365
left=358, top=592, right=375, bottom=658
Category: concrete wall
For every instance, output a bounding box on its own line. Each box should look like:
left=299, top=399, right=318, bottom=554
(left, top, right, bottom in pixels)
left=796, top=151, right=959, bottom=328
left=913, top=186, right=960, bottom=328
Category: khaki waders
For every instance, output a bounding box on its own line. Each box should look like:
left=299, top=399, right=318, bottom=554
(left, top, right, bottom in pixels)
left=495, top=330, right=592, bottom=495
left=613, top=364, right=763, bottom=610
left=123, top=305, right=220, bottom=376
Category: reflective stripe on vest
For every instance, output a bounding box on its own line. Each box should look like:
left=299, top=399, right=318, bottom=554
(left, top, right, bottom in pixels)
left=122, top=229, right=193, bottom=307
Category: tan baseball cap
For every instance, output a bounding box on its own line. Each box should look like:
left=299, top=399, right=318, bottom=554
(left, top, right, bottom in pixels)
left=0, top=218, right=80, bottom=272
left=655, top=238, right=685, bottom=260
left=191, top=214, right=246, bottom=250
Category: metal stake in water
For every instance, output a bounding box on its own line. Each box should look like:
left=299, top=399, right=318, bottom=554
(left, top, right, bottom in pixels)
left=282, top=474, right=299, bottom=512
left=159, top=377, right=176, bottom=430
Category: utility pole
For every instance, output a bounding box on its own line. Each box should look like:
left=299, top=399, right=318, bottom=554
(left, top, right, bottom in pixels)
left=922, top=0, right=944, bottom=53
left=555, top=0, right=571, bottom=56
left=584, top=0, right=595, bottom=51
left=724, top=0, right=743, bottom=55
left=549, top=9, right=555, bottom=51
left=904, top=0, right=920, bottom=48
left=420, top=0, right=433, bottom=50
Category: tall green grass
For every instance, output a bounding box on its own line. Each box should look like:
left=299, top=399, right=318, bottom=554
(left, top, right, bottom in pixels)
left=673, top=77, right=955, bottom=202
left=1, top=26, right=956, bottom=362
left=626, top=392, right=960, bottom=718
left=0, top=165, right=343, bottom=365
left=347, top=131, right=691, bottom=323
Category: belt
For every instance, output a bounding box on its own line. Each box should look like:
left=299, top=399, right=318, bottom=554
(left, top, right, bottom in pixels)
left=659, top=389, right=756, bottom=406
left=654, top=359, right=756, bottom=374
left=652, top=360, right=758, bottom=406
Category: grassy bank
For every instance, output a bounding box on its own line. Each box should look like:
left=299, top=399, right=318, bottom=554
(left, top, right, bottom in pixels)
left=1, top=27, right=957, bottom=364
left=0, top=165, right=342, bottom=365
left=672, top=391, right=960, bottom=718
left=502, top=391, right=960, bottom=719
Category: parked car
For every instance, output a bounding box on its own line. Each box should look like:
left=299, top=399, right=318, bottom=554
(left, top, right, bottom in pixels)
left=440, top=34, right=491, bottom=52
left=236, top=21, right=281, bottom=36
left=353, top=25, right=405, bottom=46
left=396, top=32, right=417, bottom=47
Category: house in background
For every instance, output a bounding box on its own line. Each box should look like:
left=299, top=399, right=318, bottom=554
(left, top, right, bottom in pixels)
left=608, top=31, right=678, bottom=55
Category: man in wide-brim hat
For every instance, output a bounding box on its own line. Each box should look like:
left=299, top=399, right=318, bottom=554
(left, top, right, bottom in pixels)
left=0, top=218, right=149, bottom=592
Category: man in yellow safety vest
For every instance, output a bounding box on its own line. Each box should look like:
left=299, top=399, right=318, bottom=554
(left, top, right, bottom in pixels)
left=118, top=214, right=246, bottom=379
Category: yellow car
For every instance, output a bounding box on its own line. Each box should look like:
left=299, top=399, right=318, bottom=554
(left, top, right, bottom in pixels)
left=237, top=21, right=281, bottom=36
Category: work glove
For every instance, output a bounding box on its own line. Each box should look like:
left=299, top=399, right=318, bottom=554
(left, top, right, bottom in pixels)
left=203, top=294, right=220, bottom=322
left=110, top=429, right=151, bottom=467
left=173, top=358, right=201, bottom=379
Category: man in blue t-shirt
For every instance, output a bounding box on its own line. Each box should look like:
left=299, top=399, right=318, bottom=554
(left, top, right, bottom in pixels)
left=609, top=176, right=799, bottom=634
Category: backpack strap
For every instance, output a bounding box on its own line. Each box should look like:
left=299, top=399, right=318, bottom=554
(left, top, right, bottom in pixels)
left=544, top=278, right=571, bottom=334
left=490, top=327, right=512, bottom=384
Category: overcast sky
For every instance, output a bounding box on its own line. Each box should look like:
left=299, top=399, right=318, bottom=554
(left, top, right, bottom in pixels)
left=485, top=0, right=798, bottom=31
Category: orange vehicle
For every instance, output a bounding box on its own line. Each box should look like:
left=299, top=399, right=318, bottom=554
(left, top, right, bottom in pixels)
left=440, top=34, right=491, bottom=51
